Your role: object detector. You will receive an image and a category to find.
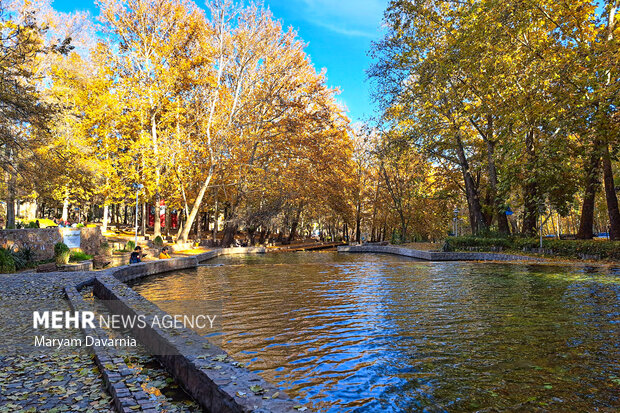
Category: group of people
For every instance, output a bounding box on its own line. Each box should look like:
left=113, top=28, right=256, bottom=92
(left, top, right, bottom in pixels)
left=53, top=218, right=77, bottom=227
left=129, top=246, right=171, bottom=264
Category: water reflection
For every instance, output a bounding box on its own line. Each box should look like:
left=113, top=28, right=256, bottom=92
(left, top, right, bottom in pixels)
left=131, top=253, right=620, bottom=412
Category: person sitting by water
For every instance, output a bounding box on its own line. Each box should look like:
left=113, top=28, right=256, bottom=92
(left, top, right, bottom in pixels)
left=129, top=246, right=143, bottom=264
left=159, top=246, right=171, bottom=259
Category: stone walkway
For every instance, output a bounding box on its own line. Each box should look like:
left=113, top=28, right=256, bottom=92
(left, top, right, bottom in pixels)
left=0, top=271, right=114, bottom=412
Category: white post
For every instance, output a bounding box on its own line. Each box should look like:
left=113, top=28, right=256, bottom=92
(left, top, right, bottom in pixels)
left=102, top=204, right=109, bottom=233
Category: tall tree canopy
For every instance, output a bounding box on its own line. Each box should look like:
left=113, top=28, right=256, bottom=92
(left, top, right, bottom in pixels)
left=370, top=0, right=620, bottom=240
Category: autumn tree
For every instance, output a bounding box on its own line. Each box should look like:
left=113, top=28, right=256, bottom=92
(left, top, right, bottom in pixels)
left=0, top=0, right=76, bottom=227
left=371, top=0, right=618, bottom=239
left=97, top=0, right=207, bottom=237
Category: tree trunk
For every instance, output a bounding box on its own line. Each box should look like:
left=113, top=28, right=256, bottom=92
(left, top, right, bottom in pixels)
left=454, top=133, right=486, bottom=234
left=258, top=229, right=266, bottom=244
left=5, top=146, right=16, bottom=229
left=152, top=112, right=162, bottom=238
left=382, top=217, right=387, bottom=242
left=196, top=212, right=202, bottom=239
left=6, top=187, right=15, bottom=229
left=471, top=116, right=509, bottom=234
left=370, top=179, right=380, bottom=242
left=221, top=223, right=237, bottom=247
left=177, top=27, right=227, bottom=243
left=102, top=203, right=109, bottom=233
left=141, top=202, right=146, bottom=236
left=602, top=143, right=620, bottom=240
left=165, top=207, right=171, bottom=236
left=598, top=2, right=620, bottom=239
left=179, top=169, right=214, bottom=243
left=355, top=199, right=362, bottom=243
left=212, top=197, right=219, bottom=245
left=522, top=129, right=538, bottom=236
left=486, top=139, right=510, bottom=234
left=154, top=194, right=161, bottom=238
left=398, top=210, right=407, bottom=243
left=248, top=227, right=256, bottom=245
left=288, top=221, right=299, bottom=243
left=288, top=203, right=303, bottom=243
left=177, top=209, right=185, bottom=240
left=576, top=146, right=600, bottom=239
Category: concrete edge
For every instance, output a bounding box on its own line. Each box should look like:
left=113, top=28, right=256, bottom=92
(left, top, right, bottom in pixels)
left=59, top=260, right=94, bottom=272
left=219, top=247, right=266, bottom=255
left=64, top=285, right=158, bottom=413
left=337, top=245, right=541, bottom=262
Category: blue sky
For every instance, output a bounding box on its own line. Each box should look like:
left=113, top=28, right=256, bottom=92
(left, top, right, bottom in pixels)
left=51, top=0, right=389, bottom=123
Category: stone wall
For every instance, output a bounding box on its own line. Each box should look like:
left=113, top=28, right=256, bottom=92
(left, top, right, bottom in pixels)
left=76, top=227, right=105, bottom=256
left=0, top=227, right=104, bottom=260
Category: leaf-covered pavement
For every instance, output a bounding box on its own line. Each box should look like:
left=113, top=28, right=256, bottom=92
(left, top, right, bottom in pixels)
left=0, top=271, right=208, bottom=412
left=0, top=353, right=113, bottom=412
left=86, top=290, right=201, bottom=412
left=0, top=271, right=115, bottom=411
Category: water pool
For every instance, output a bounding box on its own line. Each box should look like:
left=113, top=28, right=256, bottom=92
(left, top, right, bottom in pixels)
left=130, top=252, right=620, bottom=412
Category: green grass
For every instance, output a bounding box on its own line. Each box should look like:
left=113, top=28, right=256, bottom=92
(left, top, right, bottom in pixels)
left=69, top=251, right=93, bottom=262
left=16, top=218, right=58, bottom=228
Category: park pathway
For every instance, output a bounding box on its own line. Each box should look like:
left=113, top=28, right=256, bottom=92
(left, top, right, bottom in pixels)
left=0, top=271, right=114, bottom=412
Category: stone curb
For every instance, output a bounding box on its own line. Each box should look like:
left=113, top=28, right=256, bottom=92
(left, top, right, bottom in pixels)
left=64, top=285, right=157, bottom=413
left=59, top=260, right=93, bottom=272
left=338, top=245, right=541, bottom=261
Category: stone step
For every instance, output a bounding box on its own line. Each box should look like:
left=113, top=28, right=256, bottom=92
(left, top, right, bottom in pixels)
left=36, top=262, right=58, bottom=273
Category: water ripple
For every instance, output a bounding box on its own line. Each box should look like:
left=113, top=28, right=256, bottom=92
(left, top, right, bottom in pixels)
left=131, top=252, right=620, bottom=412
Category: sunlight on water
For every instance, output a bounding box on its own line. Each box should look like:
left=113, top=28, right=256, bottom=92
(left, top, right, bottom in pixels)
left=131, top=252, right=620, bottom=412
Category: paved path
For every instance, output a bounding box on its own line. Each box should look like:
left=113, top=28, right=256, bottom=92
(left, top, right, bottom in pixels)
left=0, top=271, right=115, bottom=412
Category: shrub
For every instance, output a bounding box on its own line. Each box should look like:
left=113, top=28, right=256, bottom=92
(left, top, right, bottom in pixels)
left=446, top=236, right=512, bottom=250
left=390, top=230, right=403, bottom=245
left=0, top=248, right=16, bottom=273
left=153, top=235, right=164, bottom=247
left=54, top=242, right=70, bottom=265
left=445, top=236, right=620, bottom=260
left=70, top=251, right=93, bottom=262
left=126, top=240, right=136, bottom=251
left=10, top=245, right=33, bottom=270
left=54, top=242, right=70, bottom=256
